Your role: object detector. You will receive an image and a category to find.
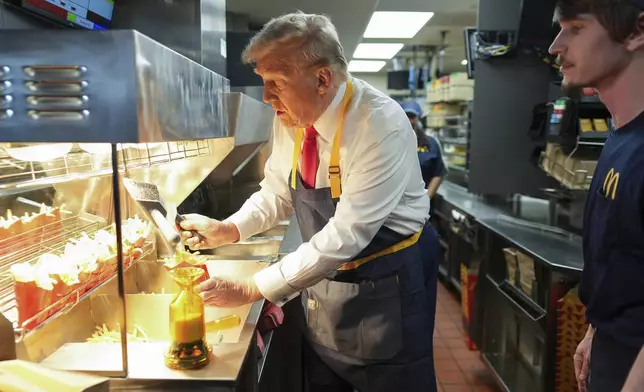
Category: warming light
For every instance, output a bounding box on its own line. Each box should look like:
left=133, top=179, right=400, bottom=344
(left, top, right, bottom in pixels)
left=353, top=43, right=404, bottom=59
left=363, top=12, right=434, bottom=39
left=348, top=60, right=386, bottom=73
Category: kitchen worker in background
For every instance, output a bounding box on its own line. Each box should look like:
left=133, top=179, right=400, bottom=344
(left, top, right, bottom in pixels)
left=180, top=11, right=440, bottom=392
left=549, top=0, right=644, bottom=391
left=401, top=101, right=447, bottom=199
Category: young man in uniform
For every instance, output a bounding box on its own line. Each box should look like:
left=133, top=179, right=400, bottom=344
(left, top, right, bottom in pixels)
left=401, top=101, right=447, bottom=198
left=549, top=1, right=644, bottom=391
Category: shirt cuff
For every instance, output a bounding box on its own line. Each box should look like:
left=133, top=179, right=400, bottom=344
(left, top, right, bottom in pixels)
left=253, top=263, right=300, bottom=307
left=224, top=210, right=259, bottom=242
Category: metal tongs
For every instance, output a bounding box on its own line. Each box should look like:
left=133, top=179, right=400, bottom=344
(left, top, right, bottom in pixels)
left=122, top=178, right=202, bottom=252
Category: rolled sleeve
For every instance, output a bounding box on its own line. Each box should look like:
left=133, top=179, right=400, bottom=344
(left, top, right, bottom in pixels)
left=253, top=263, right=300, bottom=306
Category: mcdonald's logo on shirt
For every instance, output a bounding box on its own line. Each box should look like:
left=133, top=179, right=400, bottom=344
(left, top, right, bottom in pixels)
left=602, top=168, right=620, bottom=200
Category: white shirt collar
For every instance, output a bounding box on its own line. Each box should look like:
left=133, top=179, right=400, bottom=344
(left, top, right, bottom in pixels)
left=313, top=80, right=348, bottom=142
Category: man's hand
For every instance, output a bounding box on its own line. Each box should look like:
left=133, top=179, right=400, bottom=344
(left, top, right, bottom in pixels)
left=196, top=276, right=263, bottom=308
left=179, top=214, right=240, bottom=250
left=574, top=327, right=594, bottom=392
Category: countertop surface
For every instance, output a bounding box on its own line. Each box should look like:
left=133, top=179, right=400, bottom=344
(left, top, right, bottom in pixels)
left=281, top=185, right=584, bottom=273
left=40, top=260, right=267, bottom=386
left=478, top=217, right=584, bottom=272
left=436, top=182, right=504, bottom=221
left=437, top=182, right=584, bottom=273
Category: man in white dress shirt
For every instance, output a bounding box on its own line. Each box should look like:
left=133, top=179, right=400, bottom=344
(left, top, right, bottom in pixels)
left=181, top=11, right=440, bottom=392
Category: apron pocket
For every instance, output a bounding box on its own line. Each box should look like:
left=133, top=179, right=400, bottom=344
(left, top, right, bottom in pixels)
left=304, top=275, right=403, bottom=360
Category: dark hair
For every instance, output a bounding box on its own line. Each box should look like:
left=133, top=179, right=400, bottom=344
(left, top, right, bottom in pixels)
left=415, top=128, right=431, bottom=150
left=554, top=0, right=642, bottom=42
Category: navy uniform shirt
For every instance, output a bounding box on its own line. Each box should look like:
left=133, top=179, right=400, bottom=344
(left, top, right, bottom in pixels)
left=581, top=111, right=644, bottom=347
left=416, top=130, right=447, bottom=187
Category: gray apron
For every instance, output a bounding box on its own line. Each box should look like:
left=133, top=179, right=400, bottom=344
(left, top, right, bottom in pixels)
left=290, top=168, right=439, bottom=392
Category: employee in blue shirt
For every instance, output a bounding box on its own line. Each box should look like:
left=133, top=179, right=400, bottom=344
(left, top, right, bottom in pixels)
left=549, top=0, right=644, bottom=391
left=401, top=101, right=447, bottom=199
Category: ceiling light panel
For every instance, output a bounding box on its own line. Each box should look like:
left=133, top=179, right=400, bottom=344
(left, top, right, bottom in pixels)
left=354, top=43, right=404, bottom=59
left=348, top=60, right=386, bottom=73
left=363, top=12, right=434, bottom=39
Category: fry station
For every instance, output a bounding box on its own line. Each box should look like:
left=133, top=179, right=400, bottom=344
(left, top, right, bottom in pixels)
left=4, top=0, right=644, bottom=390
left=0, top=26, right=283, bottom=391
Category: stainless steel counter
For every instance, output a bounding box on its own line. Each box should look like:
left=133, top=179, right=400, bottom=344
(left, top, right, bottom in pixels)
left=31, top=260, right=267, bottom=391
left=15, top=220, right=294, bottom=391
left=478, top=218, right=583, bottom=272
left=436, top=182, right=504, bottom=221
left=436, top=181, right=584, bottom=273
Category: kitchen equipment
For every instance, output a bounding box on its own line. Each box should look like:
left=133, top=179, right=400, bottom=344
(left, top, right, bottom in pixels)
left=0, top=28, right=275, bottom=388
left=206, top=314, right=241, bottom=332
left=165, top=266, right=210, bottom=370
left=122, top=178, right=201, bottom=248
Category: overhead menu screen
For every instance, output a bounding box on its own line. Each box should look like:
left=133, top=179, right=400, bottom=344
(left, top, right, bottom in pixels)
left=23, top=0, right=114, bottom=30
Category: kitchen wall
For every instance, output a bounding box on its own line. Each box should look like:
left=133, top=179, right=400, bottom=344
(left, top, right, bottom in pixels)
left=353, top=73, right=388, bottom=94
left=113, top=0, right=227, bottom=76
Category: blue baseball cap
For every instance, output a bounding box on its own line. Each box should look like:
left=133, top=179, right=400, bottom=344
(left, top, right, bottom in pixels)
left=400, top=101, right=422, bottom=117
left=634, top=0, right=644, bottom=7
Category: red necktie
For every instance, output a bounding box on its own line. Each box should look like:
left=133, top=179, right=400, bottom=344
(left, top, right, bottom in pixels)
left=301, top=126, right=318, bottom=189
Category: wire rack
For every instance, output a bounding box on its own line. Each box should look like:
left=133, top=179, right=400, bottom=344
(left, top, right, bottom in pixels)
left=12, top=240, right=154, bottom=339
left=118, top=140, right=211, bottom=170
left=0, top=213, right=104, bottom=290
left=0, top=213, right=104, bottom=319
left=0, top=212, right=153, bottom=335
left=0, top=141, right=211, bottom=190
left=539, top=152, right=593, bottom=190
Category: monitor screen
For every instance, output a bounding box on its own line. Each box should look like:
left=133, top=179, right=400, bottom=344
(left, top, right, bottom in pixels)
left=387, top=69, right=426, bottom=91
left=463, top=27, right=477, bottom=79
left=387, top=70, right=410, bottom=90
left=18, top=0, right=114, bottom=30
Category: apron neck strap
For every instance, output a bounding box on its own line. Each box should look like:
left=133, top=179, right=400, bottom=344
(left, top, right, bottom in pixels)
left=291, top=80, right=354, bottom=199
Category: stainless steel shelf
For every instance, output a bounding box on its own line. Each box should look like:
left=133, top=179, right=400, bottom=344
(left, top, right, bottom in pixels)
left=448, top=164, right=468, bottom=172
left=443, top=115, right=467, bottom=121
left=0, top=212, right=154, bottom=337
left=0, top=141, right=211, bottom=192
left=439, top=137, right=468, bottom=145
left=0, top=213, right=103, bottom=286
left=0, top=30, right=230, bottom=143
left=578, top=141, right=604, bottom=146
left=15, top=242, right=153, bottom=340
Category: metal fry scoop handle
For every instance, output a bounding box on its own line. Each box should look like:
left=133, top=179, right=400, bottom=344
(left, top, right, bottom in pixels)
left=150, top=209, right=181, bottom=246
left=122, top=178, right=202, bottom=248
